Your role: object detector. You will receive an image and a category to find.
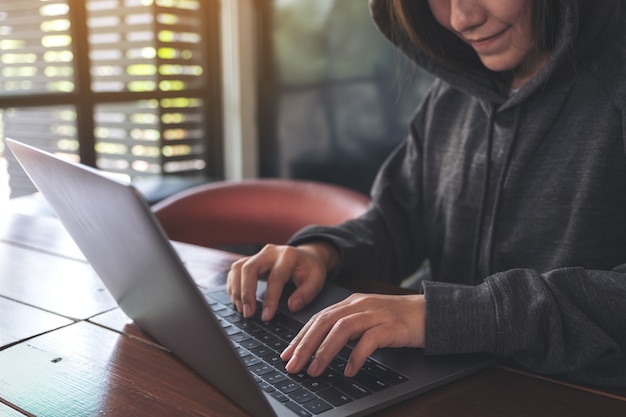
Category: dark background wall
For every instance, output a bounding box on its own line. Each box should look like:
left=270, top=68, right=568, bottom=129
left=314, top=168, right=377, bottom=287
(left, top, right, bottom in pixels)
left=258, top=0, right=433, bottom=195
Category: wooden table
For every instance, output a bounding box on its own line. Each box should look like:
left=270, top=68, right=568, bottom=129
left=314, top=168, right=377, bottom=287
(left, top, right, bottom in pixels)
left=0, top=211, right=624, bottom=417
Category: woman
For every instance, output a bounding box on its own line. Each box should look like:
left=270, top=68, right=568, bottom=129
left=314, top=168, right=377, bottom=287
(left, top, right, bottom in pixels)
left=228, top=0, right=626, bottom=388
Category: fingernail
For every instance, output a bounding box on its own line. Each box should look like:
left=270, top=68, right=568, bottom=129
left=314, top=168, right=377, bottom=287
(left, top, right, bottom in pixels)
left=281, top=343, right=294, bottom=360
left=243, top=303, right=252, bottom=318
left=234, top=300, right=242, bottom=313
left=289, top=296, right=302, bottom=311
left=285, top=355, right=299, bottom=373
left=261, top=306, right=271, bottom=322
left=344, top=363, right=354, bottom=377
left=307, top=359, right=320, bottom=376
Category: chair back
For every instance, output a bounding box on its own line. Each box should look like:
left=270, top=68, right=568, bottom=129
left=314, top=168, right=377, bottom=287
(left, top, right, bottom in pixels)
left=152, top=178, right=370, bottom=252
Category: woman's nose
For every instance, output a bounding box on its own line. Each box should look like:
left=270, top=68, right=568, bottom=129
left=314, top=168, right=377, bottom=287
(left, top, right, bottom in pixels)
left=449, top=0, right=486, bottom=34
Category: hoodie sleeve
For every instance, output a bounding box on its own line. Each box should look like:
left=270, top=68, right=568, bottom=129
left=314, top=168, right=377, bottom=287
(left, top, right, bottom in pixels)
left=423, top=266, right=626, bottom=388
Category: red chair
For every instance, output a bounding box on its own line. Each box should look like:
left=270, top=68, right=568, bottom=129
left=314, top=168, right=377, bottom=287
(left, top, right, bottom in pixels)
left=152, top=178, right=370, bottom=253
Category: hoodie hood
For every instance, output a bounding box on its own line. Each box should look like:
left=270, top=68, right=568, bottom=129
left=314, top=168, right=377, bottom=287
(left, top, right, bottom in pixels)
left=369, top=0, right=614, bottom=105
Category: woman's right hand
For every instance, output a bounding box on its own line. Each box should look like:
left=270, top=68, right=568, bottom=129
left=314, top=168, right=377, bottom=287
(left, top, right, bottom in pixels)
left=226, top=242, right=340, bottom=322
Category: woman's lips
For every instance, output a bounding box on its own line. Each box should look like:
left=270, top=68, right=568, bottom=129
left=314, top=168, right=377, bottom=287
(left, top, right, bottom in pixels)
left=466, top=27, right=510, bottom=50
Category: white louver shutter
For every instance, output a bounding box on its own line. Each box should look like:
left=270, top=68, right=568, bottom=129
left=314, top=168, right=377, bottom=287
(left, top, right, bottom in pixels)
left=1, top=0, right=219, bottom=198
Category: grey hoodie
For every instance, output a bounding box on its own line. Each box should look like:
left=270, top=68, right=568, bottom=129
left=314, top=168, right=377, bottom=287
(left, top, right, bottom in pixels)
left=289, top=0, right=626, bottom=388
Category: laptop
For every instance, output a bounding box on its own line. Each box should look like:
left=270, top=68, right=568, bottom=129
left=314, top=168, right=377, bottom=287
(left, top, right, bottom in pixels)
left=6, top=138, right=492, bottom=417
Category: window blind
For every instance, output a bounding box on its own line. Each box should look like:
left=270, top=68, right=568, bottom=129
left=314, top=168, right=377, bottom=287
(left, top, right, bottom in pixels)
left=0, top=0, right=220, bottom=198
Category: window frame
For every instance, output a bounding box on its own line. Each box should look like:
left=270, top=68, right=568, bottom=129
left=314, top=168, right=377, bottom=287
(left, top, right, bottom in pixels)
left=0, top=0, right=224, bottom=179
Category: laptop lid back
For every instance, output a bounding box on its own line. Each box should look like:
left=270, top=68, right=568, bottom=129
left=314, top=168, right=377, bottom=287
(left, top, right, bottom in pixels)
left=6, top=138, right=278, bottom=417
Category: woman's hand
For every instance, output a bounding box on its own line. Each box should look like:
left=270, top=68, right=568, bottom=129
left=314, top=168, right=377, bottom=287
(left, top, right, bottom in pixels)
left=226, top=242, right=340, bottom=321
left=281, top=293, right=425, bottom=378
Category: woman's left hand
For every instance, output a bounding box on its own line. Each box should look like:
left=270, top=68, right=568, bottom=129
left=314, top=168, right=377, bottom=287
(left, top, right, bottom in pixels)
left=280, top=293, right=425, bottom=377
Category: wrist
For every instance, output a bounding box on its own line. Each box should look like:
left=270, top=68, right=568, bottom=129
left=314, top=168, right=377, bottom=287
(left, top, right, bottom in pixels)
left=298, top=242, right=341, bottom=272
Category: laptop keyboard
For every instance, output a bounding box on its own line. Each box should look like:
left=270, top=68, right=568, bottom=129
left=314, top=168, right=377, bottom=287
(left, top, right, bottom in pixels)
left=205, top=290, right=409, bottom=416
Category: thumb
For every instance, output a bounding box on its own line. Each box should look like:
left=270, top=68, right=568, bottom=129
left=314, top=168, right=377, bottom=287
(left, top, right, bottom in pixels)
left=288, top=270, right=325, bottom=312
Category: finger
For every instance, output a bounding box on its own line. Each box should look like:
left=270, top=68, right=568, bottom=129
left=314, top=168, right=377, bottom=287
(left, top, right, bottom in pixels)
left=240, top=262, right=273, bottom=318
left=261, top=246, right=300, bottom=321
left=306, top=311, right=377, bottom=377
left=281, top=306, right=332, bottom=373
left=284, top=302, right=362, bottom=375
left=282, top=294, right=363, bottom=368
left=287, top=265, right=325, bottom=314
left=226, top=259, right=245, bottom=313
left=280, top=308, right=317, bottom=362
left=344, top=325, right=388, bottom=377
left=238, top=246, right=280, bottom=317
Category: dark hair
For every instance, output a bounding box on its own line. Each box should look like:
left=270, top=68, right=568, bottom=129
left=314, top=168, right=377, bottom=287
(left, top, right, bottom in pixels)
left=389, top=0, right=562, bottom=90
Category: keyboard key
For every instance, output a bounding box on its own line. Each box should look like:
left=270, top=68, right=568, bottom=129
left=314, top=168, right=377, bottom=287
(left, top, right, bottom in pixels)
left=223, top=326, right=240, bottom=336
left=271, top=391, right=290, bottom=403
left=288, top=371, right=309, bottom=383
left=274, top=360, right=288, bottom=373
left=251, top=345, right=273, bottom=357
left=301, top=379, right=328, bottom=392
left=282, top=330, right=297, bottom=341
left=239, top=339, right=262, bottom=350
left=243, top=355, right=263, bottom=367
left=333, top=379, right=371, bottom=399
left=289, top=389, right=316, bottom=404
left=250, top=363, right=274, bottom=376
left=284, top=401, right=312, bottom=417
left=223, top=313, right=243, bottom=323
left=211, top=305, right=228, bottom=315
left=273, top=311, right=304, bottom=332
left=262, top=353, right=284, bottom=367
left=235, top=347, right=249, bottom=357
left=215, top=307, right=237, bottom=317
left=247, top=325, right=265, bottom=337
left=320, top=369, right=342, bottom=385
left=267, top=323, right=291, bottom=337
left=302, top=398, right=332, bottom=414
left=330, top=357, right=348, bottom=373
left=229, top=332, right=250, bottom=343
left=259, top=381, right=275, bottom=393
left=380, top=371, right=409, bottom=385
left=362, top=360, right=390, bottom=376
left=361, top=359, right=410, bottom=385
left=257, top=332, right=276, bottom=343
left=267, top=339, right=288, bottom=352
left=264, top=371, right=289, bottom=385
left=276, top=380, right=302, bottom=394
left=317, top=387, right=353, bottom=406
left=353, top=371, right=390, bottom=392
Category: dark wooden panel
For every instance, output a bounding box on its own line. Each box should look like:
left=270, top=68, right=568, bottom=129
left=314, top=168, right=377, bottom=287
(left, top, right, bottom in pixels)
left=0, top=296, right=73, bottom=349
left=88, top=308, right=163, bottom=349
left=0, top=242, right=117, bottom=319
left=88, top=308, right=133, bottom=335
left=369, top=367, right=626, bottom=417
left=0, top=321, right=248, bottom=417
left=0, top=212, right=85, bottom=261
